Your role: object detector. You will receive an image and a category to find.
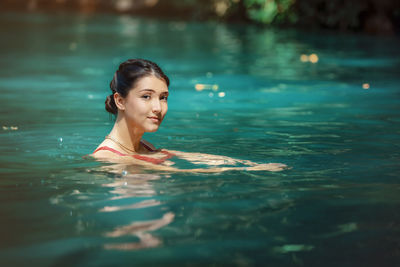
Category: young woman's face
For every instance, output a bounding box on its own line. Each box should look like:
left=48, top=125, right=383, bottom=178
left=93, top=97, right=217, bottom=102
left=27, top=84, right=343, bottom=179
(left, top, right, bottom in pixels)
left=120, top=75, right=169, bottom=132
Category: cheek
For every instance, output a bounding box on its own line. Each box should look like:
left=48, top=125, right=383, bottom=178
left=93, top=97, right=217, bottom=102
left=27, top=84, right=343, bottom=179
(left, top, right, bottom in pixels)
left=127, top=99, right=145, bottom=113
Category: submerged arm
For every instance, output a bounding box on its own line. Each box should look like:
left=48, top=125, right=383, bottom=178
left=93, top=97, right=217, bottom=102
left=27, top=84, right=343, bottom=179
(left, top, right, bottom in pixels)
left=166, top=150, right=266, bottom=166
left=147, top=162, right=287, bottom=173
left=161, top=150, right=287, bottom=172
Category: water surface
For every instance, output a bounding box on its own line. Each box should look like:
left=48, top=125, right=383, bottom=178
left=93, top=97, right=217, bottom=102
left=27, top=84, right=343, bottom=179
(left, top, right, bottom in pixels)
left=0, top=11, right=400, bottom=266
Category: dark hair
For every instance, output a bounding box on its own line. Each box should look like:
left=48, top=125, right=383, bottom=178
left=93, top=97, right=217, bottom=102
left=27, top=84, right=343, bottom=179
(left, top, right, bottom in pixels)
left=105, top=59, right=170, bottom=115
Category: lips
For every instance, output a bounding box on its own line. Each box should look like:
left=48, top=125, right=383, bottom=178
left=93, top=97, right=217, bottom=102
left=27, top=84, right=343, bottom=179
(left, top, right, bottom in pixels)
left=148, top=116, right=160, bottom=123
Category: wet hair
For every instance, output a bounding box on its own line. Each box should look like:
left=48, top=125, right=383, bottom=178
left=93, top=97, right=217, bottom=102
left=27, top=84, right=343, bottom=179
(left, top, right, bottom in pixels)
left=105, top=59, right=170, bottom=115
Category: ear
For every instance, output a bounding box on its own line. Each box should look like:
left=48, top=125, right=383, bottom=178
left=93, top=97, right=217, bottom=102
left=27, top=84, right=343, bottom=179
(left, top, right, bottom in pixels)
left=114, top=93, right=126, bottom=111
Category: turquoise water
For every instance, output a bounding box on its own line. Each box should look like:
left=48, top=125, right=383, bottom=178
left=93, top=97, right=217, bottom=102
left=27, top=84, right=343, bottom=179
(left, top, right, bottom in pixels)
left=1, top=11, right=400, bottom=266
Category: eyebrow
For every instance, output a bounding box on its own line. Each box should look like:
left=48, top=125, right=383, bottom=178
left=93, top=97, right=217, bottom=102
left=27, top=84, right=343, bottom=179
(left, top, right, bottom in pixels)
left=140, top=89, right=169, bottom=94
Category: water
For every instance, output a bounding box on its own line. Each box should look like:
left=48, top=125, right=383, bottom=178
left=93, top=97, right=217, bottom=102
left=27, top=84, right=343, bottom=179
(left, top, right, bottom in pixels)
left=1, top=11, right=400, bottom=266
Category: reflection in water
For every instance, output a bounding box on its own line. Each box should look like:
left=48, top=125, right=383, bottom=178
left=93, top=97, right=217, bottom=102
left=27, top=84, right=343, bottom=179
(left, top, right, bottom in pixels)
left=362, top=83, right=370, bottom=89
left=119, top=15, right=139, bottom=38
left=100, top=199, right=161, bottom=212
left=300, top=53, right=319, bottom=63
left=50, top=165, right=175, bottom=251
left=104, top=212, right=175, bottom=250
left=100, top=166, right=175, bottom=250
left=100, top=170, right=162, bottom=199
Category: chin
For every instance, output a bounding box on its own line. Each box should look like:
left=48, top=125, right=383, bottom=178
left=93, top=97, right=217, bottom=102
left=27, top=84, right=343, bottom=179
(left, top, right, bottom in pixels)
left=146, top=128, right=159, bottom=133
left=144, top=125, right=160, bottom=132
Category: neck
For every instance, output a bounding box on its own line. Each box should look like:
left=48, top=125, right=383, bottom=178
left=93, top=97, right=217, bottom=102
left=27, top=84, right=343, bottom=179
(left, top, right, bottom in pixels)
left=109, top=113, right=144, bottom=153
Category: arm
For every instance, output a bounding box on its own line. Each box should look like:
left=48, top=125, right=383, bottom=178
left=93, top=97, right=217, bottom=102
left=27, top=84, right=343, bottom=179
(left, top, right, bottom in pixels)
left=147, top=162, right=287, bottom=173
left=93, top=149, right=287, bottom=173
left=165, top=150, right=267, bottom=167
left=159, top=150, right=287, bottom=172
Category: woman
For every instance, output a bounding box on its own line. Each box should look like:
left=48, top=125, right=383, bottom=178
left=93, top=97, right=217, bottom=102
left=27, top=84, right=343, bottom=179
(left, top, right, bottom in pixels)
left=93, top=59, right=287, bottom=173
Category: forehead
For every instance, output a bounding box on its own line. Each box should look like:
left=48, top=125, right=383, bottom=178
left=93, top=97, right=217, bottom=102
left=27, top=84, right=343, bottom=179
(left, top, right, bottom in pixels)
left=133, top=75, right=169, bottom=92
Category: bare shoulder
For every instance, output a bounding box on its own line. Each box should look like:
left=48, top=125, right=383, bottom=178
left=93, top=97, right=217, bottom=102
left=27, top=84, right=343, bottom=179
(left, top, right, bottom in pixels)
left=91, top=148, right=121, bottom=163
left=91, top=140, right=123, bottom=161
left=92, top=149, right=116, bottom=159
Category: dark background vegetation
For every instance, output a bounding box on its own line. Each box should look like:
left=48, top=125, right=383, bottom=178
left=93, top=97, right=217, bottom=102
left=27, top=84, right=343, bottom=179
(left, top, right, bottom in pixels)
left=2, top=0, right=400, bottom=34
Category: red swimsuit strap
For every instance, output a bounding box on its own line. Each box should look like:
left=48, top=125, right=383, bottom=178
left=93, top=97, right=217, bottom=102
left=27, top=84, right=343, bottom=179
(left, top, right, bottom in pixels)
left=92, top=146, right=175, bottom=164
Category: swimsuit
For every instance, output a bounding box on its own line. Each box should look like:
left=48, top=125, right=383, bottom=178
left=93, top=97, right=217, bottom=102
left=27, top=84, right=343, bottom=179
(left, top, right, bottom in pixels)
left=92, top=141, right=175, bottom=164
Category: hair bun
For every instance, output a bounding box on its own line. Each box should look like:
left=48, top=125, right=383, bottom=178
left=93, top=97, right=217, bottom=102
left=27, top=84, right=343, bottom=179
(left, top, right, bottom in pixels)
left=105, top=94, right=117, bottom=115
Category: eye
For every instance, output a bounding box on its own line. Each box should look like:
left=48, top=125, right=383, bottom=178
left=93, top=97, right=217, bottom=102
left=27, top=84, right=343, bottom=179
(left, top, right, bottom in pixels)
left=160, top=95, right=168, bottom=101
left=142, top=95, right=151, bottom=100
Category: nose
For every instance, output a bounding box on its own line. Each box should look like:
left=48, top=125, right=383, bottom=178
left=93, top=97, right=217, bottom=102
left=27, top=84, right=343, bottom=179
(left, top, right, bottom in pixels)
left=152, top=99, right=161, bottom=114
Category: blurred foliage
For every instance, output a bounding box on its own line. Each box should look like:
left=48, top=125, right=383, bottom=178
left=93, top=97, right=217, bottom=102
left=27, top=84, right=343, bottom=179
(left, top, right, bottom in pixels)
left=1, top=0, right=399, bottom=33
left=243, top=0, right=296, bottom=24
